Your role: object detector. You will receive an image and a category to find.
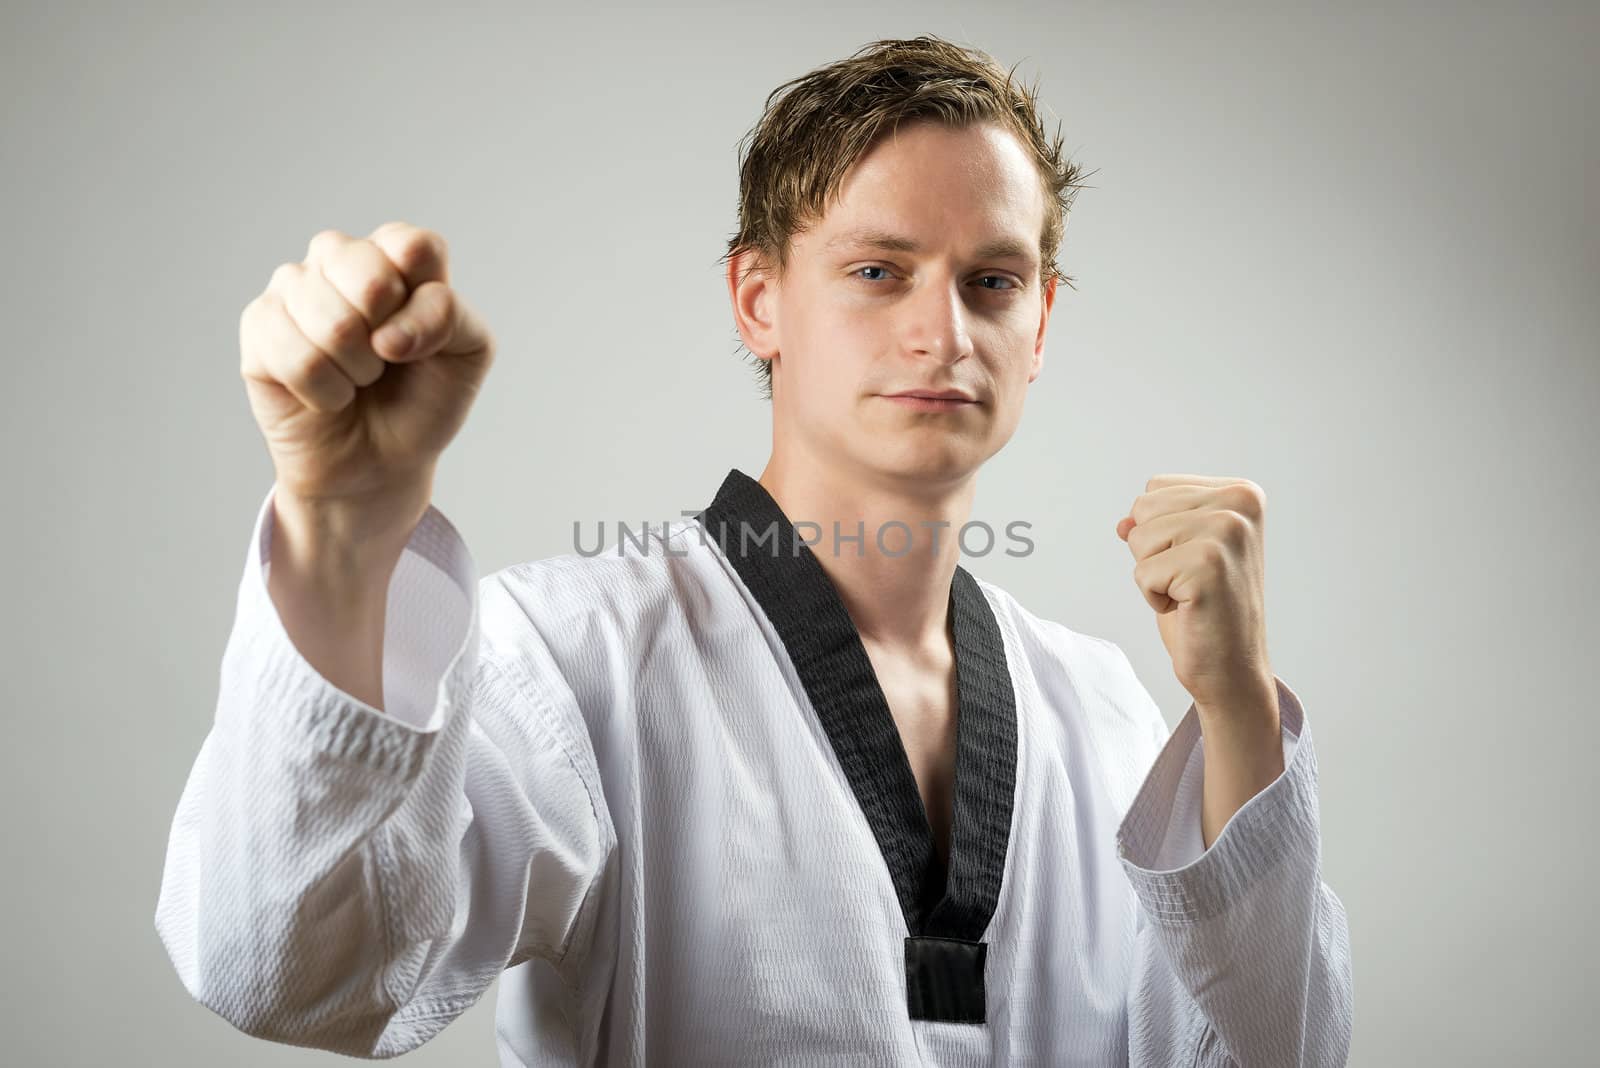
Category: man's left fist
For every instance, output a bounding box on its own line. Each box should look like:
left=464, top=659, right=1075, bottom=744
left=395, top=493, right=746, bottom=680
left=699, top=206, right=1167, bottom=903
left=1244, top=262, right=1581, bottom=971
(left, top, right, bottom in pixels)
left=1115, top=474, right=1275, bottom=718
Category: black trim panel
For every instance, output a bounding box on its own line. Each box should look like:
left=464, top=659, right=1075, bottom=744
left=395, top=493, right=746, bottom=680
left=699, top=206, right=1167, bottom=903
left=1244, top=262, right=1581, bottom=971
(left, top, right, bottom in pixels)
left=696, top=468, right=1018, bottom=1024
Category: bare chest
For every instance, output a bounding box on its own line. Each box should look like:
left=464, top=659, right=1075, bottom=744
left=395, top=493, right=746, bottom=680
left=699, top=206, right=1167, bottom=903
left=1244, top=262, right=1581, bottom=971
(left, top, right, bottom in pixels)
left=869, top=653, right=959, bottom=868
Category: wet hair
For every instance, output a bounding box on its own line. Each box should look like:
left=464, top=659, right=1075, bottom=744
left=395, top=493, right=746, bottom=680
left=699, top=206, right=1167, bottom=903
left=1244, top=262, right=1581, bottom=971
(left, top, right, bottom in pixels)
left=722, top=34, right=1089, bottom=399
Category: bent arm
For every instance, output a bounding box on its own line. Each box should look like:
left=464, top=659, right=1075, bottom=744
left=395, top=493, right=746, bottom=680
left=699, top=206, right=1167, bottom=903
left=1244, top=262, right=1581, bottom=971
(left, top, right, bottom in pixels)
left=1119, top=676, right=1355, bottom=1066
left=153, top=485, right=612, bottom=1058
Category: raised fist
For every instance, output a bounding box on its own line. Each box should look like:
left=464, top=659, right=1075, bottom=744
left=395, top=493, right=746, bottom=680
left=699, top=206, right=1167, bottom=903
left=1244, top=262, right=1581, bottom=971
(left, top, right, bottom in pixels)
left=239, top=221, right=495, bottom=506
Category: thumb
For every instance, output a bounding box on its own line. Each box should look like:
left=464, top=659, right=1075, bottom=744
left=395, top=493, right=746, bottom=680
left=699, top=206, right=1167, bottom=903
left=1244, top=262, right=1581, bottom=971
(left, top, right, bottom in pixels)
left=374, top=282, right=494, bottom=363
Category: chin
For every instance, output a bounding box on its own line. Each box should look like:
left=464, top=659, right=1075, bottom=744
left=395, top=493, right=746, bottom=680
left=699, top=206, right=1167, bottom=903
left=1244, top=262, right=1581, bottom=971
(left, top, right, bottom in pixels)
left=858, top=439, right=984, bottom=487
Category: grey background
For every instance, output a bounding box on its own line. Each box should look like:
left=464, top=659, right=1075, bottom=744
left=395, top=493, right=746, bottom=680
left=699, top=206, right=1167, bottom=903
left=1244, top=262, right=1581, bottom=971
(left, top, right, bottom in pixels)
left=3, top=2, right=1595, bottom=1064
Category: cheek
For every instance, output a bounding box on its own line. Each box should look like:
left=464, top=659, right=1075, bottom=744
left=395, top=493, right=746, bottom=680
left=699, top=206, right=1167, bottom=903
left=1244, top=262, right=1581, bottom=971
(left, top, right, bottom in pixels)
left=983, top=347, right=1034, bottom=413
left=817, top=299, right=877, bottom=344
left=800, top=310, right=876, bottom=380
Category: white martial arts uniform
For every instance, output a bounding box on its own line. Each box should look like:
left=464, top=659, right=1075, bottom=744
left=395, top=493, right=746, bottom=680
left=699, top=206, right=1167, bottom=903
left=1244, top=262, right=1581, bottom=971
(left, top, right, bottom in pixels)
left=154, top=468, right=1353, bottom=1065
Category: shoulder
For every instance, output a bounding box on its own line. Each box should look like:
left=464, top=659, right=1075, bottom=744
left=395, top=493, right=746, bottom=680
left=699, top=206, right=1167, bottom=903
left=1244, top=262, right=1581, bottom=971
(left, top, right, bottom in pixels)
left=469, top=519, right=714, bottom=681
left=479, top=519, right=709, bottom=622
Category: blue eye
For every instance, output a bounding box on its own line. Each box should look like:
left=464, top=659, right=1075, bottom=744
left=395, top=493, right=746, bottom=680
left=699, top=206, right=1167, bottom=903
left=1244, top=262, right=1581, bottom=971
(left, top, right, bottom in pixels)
left=850, top=266, right=1020, bottom=291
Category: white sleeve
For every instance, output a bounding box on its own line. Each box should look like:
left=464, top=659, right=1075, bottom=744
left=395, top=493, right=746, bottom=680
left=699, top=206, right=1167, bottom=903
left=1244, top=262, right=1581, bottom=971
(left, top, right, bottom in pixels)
left=153, top=484, right=614, bottom=1059
left=1117, top=674, right=1355, bottom=1067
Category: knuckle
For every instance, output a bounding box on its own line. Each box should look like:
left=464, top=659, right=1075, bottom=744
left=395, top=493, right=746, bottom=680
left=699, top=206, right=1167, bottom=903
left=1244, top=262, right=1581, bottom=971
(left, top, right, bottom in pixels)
left=1228, top=481, right=1265, bottom=515
left=1247, top=482, right=1266, bottom=514
left=240, top=296, right=275, bottom=358
left=307, top=228, right=346, bottom=258
left=268, top=261, right=299, bottom=292
left=372, top=218, right=413, bottom=245
left=388, top=235, right=423, bottom=272
left=239, top=302, right=263, bottom=353
left=416, top=227, right=446, bottom=259
left=325, top=311, right=367, bottom=349
left=393, top=228, right=444, bottom=273
left=357, top=268, right=403, bottom=311
left=289, top=347, right=334, bottom=389
left=1213, top=509, right=1247, bottom=542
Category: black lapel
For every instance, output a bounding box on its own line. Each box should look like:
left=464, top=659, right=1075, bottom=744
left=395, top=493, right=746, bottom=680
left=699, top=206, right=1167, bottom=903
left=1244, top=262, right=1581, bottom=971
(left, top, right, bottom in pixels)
left=695, top=468, right=1018, bottom=1024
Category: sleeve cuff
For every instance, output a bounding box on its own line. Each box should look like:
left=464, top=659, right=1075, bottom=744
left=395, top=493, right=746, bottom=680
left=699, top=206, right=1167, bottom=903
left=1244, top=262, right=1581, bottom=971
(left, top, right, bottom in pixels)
left=1115, top=676, right=1321, bottom=924
left=245, top=482, right=478, bottom=735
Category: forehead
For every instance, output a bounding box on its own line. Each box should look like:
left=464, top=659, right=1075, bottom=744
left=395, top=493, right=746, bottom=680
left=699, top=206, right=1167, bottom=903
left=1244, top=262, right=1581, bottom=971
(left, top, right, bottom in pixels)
left=804, top=121, right=1045, bottom=256
left=819, top=224, right=1039, bottom=270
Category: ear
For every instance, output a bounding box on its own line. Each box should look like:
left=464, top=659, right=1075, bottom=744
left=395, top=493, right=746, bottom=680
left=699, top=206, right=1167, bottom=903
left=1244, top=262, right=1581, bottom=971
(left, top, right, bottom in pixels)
left=1027, top=274, right=1057, bottom=384
left=727, top=247, right=780, bottom=365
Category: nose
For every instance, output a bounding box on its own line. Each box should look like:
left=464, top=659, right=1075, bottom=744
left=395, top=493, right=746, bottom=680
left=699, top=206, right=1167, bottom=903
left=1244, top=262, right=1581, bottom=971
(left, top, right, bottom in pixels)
left=899, top=273, right=975, bottom=366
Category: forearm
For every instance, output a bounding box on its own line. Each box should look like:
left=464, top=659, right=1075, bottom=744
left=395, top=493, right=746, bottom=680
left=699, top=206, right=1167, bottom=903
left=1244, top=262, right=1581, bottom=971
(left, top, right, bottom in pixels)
left=1119, top=677, right=1352, bottom=1064
left=267, top=480, right=432, bottom=711
left=1194, top=674, right=1284, bottom=850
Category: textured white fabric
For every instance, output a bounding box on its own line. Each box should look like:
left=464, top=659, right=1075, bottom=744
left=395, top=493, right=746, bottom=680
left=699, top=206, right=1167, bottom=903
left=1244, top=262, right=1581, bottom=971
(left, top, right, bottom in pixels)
left=155, top=483, right=1353, bottom=1065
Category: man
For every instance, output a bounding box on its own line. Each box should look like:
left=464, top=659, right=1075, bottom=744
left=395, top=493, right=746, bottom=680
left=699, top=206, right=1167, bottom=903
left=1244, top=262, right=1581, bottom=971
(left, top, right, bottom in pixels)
left=155, top=35, right=1353, bottom=1066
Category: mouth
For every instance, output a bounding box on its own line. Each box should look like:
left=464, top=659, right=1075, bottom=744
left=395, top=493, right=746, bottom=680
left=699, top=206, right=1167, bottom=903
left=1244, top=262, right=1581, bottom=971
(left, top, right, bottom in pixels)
left=887, top=389, right=977, bottom=402
left=880, top=390, right=980, bottom=411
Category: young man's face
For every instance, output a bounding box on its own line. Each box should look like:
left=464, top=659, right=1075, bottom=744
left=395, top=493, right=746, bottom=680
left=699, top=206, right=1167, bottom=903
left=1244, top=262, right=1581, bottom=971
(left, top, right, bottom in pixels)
left=735, top=119, right=1057, bottom=491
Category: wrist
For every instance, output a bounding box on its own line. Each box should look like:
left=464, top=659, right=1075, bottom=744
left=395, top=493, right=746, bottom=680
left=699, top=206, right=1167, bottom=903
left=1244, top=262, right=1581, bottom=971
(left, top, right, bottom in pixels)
left=270, top=479, right=432, bottom=586
left=1193, top=672, right=1281, bottom=734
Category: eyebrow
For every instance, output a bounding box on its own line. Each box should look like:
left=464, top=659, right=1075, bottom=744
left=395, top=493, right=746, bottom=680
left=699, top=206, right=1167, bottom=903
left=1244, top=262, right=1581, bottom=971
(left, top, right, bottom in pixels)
left=823, top=227, right=1039, bottom=269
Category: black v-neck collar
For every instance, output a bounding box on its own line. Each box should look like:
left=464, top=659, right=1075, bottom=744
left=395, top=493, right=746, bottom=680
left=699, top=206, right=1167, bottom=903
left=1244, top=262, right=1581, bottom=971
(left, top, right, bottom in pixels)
left=695, top=468, right=1018, bottom=1024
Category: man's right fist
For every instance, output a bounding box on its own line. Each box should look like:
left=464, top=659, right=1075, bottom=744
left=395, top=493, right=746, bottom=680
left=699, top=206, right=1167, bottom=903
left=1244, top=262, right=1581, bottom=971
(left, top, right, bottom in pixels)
left=240, top=221, right=495, bottom=506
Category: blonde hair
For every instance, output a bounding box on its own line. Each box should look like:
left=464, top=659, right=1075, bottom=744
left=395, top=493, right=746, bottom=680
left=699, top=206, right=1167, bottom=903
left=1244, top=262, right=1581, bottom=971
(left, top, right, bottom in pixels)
left=722, top=34, right=1089, bottom=399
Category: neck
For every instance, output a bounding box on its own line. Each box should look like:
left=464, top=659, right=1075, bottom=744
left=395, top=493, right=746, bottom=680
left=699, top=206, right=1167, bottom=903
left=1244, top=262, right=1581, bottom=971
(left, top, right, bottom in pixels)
left=757, top=446, right=975, bottom=654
